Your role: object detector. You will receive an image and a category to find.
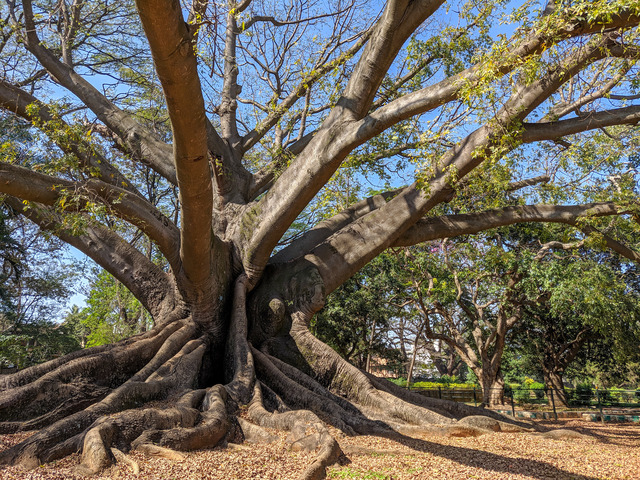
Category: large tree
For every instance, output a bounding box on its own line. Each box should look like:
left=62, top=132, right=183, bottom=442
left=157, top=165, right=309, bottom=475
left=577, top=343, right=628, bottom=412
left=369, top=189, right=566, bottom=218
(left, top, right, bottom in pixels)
left=394, top=239, right=527, bottom=407
left=514, top=251, right=640, bottom=407
left=1, top=0, right=640, bottom=477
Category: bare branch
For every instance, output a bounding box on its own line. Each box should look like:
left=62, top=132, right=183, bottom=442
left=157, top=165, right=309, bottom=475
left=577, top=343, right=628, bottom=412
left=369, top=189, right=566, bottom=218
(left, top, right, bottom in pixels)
left=505, top=175, right=551, bottom=192
left=544, top=63, right=631, bottom=121
left=240, top=28, right=372, bottom=153
left=242, top=6, right=353, bottom=31
left=19, top=0, right=177, bottom=184
left=534, top=239, right=586, bottom=261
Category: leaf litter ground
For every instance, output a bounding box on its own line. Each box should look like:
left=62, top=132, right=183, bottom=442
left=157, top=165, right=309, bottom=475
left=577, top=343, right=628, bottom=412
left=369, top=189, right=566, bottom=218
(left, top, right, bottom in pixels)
left=1, top=419, right=638, bottom=479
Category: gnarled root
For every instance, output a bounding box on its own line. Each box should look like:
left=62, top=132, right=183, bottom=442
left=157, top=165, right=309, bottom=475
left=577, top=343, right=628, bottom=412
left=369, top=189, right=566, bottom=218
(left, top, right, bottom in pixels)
left=1, top=300, right=534, bottom=480
left=0, top=319, right=203, bottom=468
left=248, top=382, right=344, bottom=480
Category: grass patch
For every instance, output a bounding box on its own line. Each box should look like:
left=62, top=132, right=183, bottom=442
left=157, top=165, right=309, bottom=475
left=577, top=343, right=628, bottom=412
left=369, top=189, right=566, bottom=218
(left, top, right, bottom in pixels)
left=327, top=467, right=391, bottom=479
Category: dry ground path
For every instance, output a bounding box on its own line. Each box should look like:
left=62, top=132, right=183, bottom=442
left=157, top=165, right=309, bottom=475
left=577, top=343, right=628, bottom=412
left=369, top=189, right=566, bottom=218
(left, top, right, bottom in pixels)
left=1, top=419, right=638, bottom=479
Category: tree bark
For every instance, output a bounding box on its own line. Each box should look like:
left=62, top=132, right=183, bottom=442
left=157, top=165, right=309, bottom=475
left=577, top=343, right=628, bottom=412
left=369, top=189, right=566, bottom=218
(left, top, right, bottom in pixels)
left=1, top=2, right=638, bottom=478
left=543, top=368, right=569, bottom=408
left=480, top=370, right=505, bottom=407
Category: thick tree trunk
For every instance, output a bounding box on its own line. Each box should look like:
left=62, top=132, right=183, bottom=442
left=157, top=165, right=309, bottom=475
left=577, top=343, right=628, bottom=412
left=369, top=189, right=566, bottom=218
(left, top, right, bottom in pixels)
left=543, top=368, right=569, bottom=408
left=480, top=371, right=505, bottom=407
left=0, top=264, right=520, bottom=479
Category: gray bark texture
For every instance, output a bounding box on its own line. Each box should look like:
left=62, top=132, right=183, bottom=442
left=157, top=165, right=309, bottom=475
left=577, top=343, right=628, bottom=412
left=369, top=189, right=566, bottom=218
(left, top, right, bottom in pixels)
left=1, top=1, right=639, bottom=478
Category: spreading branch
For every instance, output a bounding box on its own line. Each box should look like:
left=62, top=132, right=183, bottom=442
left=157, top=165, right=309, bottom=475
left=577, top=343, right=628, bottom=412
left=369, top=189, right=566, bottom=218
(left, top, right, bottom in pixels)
left=0, top=162, right=181, bottom=270
left=136, top=0, right=213, bottom=286
left=18, top=0, right=177, bottom=184
left=3, top=197, right=178, bottom=319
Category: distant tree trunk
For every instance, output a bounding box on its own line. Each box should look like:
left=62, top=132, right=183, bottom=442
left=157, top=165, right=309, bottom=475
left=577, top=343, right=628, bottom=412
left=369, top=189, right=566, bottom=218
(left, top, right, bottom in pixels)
left=365, top=318, right=376, bottom=373
left=479, top=369, right=505, bottom=407
left=406, top=321, right=425, bottom=387
left=425, top=340, right=462, bottom=377
left=538, top=325, right=590, bottom=408
left=543, top=367, right=568, bottom=408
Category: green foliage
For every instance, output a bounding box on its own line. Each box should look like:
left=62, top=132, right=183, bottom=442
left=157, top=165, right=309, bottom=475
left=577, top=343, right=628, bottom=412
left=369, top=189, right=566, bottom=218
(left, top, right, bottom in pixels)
left=313, top=256, right=401, bottom=369
left=411, top=381, right=477, bottom=390
left=0, top=321, right=80, bottom=370
left=389, top=377, right=477, bottom=389
left=0, top=206, right=23, bottom=315
left=567, top=382, right=594, bottom=406
left=74, top=270, right=152, bottom=347
left=0, top=203, right=81, bottom=369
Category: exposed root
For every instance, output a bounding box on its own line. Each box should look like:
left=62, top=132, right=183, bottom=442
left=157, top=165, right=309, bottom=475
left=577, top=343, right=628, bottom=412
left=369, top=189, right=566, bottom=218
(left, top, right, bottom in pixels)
left=111, top=447, right=140, bottom=474
left=0, top=323, right=180, bottom=392
left=0, top=319, right=190, bottom=425
left=0, top=297, right=539, bottom=480
left=253, top=347, right=356, bottom=435
left=0, top=323, right=204, bottom=468
left=224, top=274, right=256, bottom=404
left=133, top=385, right=231, bottom=451
left=75, top=383, right=228, bottom=474
left=248, top=382, right=344, bottom=480
left=77, top=405, right=199, bottom=474
left=236, top=417, right=278, bottom=444
left=136, top=443, right=187, bottom=460
left=0, top=343, right=112, bottom=391
left=281, top=313, right=454, bottom=425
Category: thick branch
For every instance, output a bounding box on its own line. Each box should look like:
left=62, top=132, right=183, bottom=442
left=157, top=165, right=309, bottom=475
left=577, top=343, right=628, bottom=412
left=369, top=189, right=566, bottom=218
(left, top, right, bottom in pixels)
left=393, top=203, right=626, bottom=246
left=271, top=190, right=398, bottom=263
left=4, top=197, right=179, bottom=319
left=306, top=37, right=626, bottom=292
left=334, top=0, right=444, bottom=120
left=522, top=105, right=640, bottom=142
left=0, top=162, right=181, bottom=270
left=136, top=0, right=213, bottom=285
left=0, top=80, right=140, bottom=196
left=240, top=11, right=626, bottom=282
left=20, top=0, right=176, bottom=184
left=353, top=9, right=640, bottom=143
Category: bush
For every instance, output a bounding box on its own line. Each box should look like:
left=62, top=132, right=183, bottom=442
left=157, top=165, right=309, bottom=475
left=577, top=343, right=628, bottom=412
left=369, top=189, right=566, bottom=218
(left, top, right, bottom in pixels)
left=609, top=387, right=638, bottom=404
left=530, top=382, right=545, bottom=399
left=513, top=388, right=533, bottom=403
left=567, top=383, right=593, bottom=406
left=389, top=377, right=407, bottom=386
left=411, top=381, right=477, bottom=389
left=510, top=381, right=546, bottom=404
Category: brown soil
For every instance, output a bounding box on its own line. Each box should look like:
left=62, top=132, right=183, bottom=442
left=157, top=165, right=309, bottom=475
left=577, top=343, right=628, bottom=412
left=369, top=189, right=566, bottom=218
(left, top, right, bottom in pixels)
left=1, top=419, right=638, bottom=479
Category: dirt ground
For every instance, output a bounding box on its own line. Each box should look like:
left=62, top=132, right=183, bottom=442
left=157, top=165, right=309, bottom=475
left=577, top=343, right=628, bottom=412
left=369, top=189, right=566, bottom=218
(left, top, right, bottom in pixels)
left=1, top=419, right=638, bottom=479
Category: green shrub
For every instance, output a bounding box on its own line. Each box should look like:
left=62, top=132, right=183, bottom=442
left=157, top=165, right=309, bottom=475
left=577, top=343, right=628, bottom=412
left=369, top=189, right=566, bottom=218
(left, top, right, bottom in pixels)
left=389, top=377, right=407, bottom=386
left=411, top=381, right=477, bottom=389
left=513, top=388, right=534, bottom=403
left=567, top=383, right=593, bottom=406
left=530, top=382, right=545, bottom=399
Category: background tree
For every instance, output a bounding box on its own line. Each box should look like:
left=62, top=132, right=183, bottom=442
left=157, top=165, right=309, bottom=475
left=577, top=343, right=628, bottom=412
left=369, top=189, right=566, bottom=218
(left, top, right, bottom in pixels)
left=512, top=251, right=640, bottom=406
left=388, top=238, right=526, bottom=406
left=0, top=205, right=79, bottom=371
left=312, top=256, right=401, bottom=372
left=1, top=1, right=640, bottom=477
